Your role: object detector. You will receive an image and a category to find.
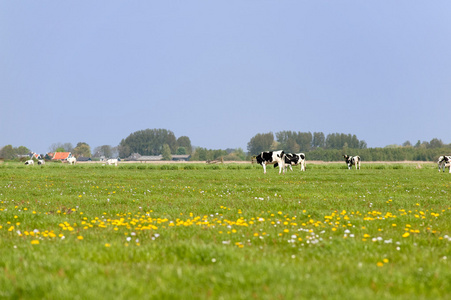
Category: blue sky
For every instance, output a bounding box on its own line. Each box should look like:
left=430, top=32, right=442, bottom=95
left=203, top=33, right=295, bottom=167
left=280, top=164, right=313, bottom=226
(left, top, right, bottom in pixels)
left=1, top=1, right=450, bottom=154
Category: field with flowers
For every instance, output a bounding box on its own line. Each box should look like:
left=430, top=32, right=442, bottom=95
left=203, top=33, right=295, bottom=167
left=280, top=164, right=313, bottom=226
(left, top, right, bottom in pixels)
left=0, top=162, right=450, bottom=299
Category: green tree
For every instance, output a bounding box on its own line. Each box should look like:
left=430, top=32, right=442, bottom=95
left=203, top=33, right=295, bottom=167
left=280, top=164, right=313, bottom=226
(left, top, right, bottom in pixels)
left=176, top=147, right=187, bottom=155
left=359, top=140, right=368, bottom=149
left=162, top=144, right=172, bottom=160
left=118, top=144, right=131, bottom=158
left=93, top=145, right=113, bottom=158
left=50, top=142, right=73, bottom=152
left=119, top=129, right=178, bottom=156
left=402, top=141, right=412, bottom=147
left=0, top=145, right=15, bottom=160
left=297, top=132, right=313, bottom=151
left=223, top=148, right=246, bottom=161
left=177, top=136, right=192, bottom=154
left=247, top=132, right=274, bottom=155
left=16, top=146, right=30, bottom=155
left=429, top=138, right=444, bottom=149
left=190, top=148, right=227, bottom=161
left=73, top=142, right=91, bottom=158
left=312, top=132, right=325, bottom=148
left=285, top=139, right=300, bottom=153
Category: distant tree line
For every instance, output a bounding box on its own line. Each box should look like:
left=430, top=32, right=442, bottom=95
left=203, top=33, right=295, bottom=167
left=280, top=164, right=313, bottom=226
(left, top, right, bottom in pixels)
left=189, top=148, right=246, bottom=161
left=247, top=132, right=451, bottom=162
left=1, top=129, right=450, bottom=162
left=247, top=131, right=367, bottom=155
left=0, top=145, right=30, bottom=160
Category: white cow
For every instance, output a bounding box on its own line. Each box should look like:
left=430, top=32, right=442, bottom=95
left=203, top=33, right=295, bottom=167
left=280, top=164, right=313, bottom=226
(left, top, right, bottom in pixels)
left=438, top=155, right=451, bottom=173
left=255, top=150, right=285, bottom=174
left=67, top=157, right=77, bottom=165
left=283, top=153, right=306, bottom=172
left=343, top=155, right=361, bottom=170
left=25, top=159, right=34, bottom=165
left=38, top=159, right=45, bottom=165
left=106, top=158, right=118, bottom=166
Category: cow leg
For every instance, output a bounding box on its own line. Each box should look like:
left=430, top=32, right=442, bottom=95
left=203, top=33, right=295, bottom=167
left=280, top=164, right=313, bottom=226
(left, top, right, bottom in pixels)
left=279, top=162, right=285, bottom=174
left=262, top=163, right=267, bottom=174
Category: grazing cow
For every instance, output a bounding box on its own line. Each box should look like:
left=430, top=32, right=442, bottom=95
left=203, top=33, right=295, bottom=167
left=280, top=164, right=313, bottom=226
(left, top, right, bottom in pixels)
left=38, top=159, right=45, bottom=165
left=438, top=155, right=451, bottom=173
left=283, top=153, right=306, bottom=172
left=343, top=155, right=360, bottom=170
left=255, top=150, right=285, bottom=174
left=106, top=158, right=118, bottom=166
left=25, top=159, right=34, bottom=165
left=67, top=157, right=77, bottom=165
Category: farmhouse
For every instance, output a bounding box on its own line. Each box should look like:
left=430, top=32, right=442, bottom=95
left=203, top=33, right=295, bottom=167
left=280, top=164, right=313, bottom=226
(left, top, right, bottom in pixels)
left=77, top=156, right=92, bottom=162
left=52, top=152, right=73, bottom=161
left=127, top=153, right=162, bottom=161
left=172, top=155, right=191, bottom=161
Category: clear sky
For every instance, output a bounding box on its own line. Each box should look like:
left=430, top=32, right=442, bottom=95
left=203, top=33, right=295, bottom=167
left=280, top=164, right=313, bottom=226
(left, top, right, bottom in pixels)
left=1, top=1, right=450, bottom=154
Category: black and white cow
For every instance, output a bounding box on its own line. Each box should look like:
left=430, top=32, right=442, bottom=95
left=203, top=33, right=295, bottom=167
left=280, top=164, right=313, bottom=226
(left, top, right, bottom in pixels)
left=343, top=155, right=360, bottom=170
left=67, top=157, right=77, bottom=165
left=438, top=155, right=451, bottom=173
left=283, top=153, right=306, bottom=172
left=24, top=159, right=34, bottom=165
left=255, top=150, right=285, bottom=174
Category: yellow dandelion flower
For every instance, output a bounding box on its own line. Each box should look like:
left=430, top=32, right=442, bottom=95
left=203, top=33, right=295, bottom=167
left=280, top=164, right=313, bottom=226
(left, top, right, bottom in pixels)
left=105, top=243, right=111, bottom=247
left=77, top=236, right=84, bottom=240
left=31, top=240, right=40, bottom=245
left=402, top=232, right=410, bottom=238
left=383, top=258, right=389, bottom=263
left=377, top=262, right=384, bottom=267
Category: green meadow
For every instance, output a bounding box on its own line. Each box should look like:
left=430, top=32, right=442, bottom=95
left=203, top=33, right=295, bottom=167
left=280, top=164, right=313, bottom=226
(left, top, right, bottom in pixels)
left=0, top=162, right=450, bottom=299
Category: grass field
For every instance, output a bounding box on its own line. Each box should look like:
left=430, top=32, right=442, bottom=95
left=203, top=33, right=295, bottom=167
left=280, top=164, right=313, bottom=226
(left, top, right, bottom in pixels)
left=0, top=162, right=450, bottom=299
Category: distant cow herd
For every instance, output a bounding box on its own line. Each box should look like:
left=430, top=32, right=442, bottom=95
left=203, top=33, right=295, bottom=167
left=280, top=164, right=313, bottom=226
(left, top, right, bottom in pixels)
left=23, top=151, right=451, bottom=173
left=255, top=150, right=451, bottom=174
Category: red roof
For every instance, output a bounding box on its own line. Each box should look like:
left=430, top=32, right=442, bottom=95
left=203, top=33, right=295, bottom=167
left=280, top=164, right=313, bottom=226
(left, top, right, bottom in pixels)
left=52, top=152, right=71, bottom=160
